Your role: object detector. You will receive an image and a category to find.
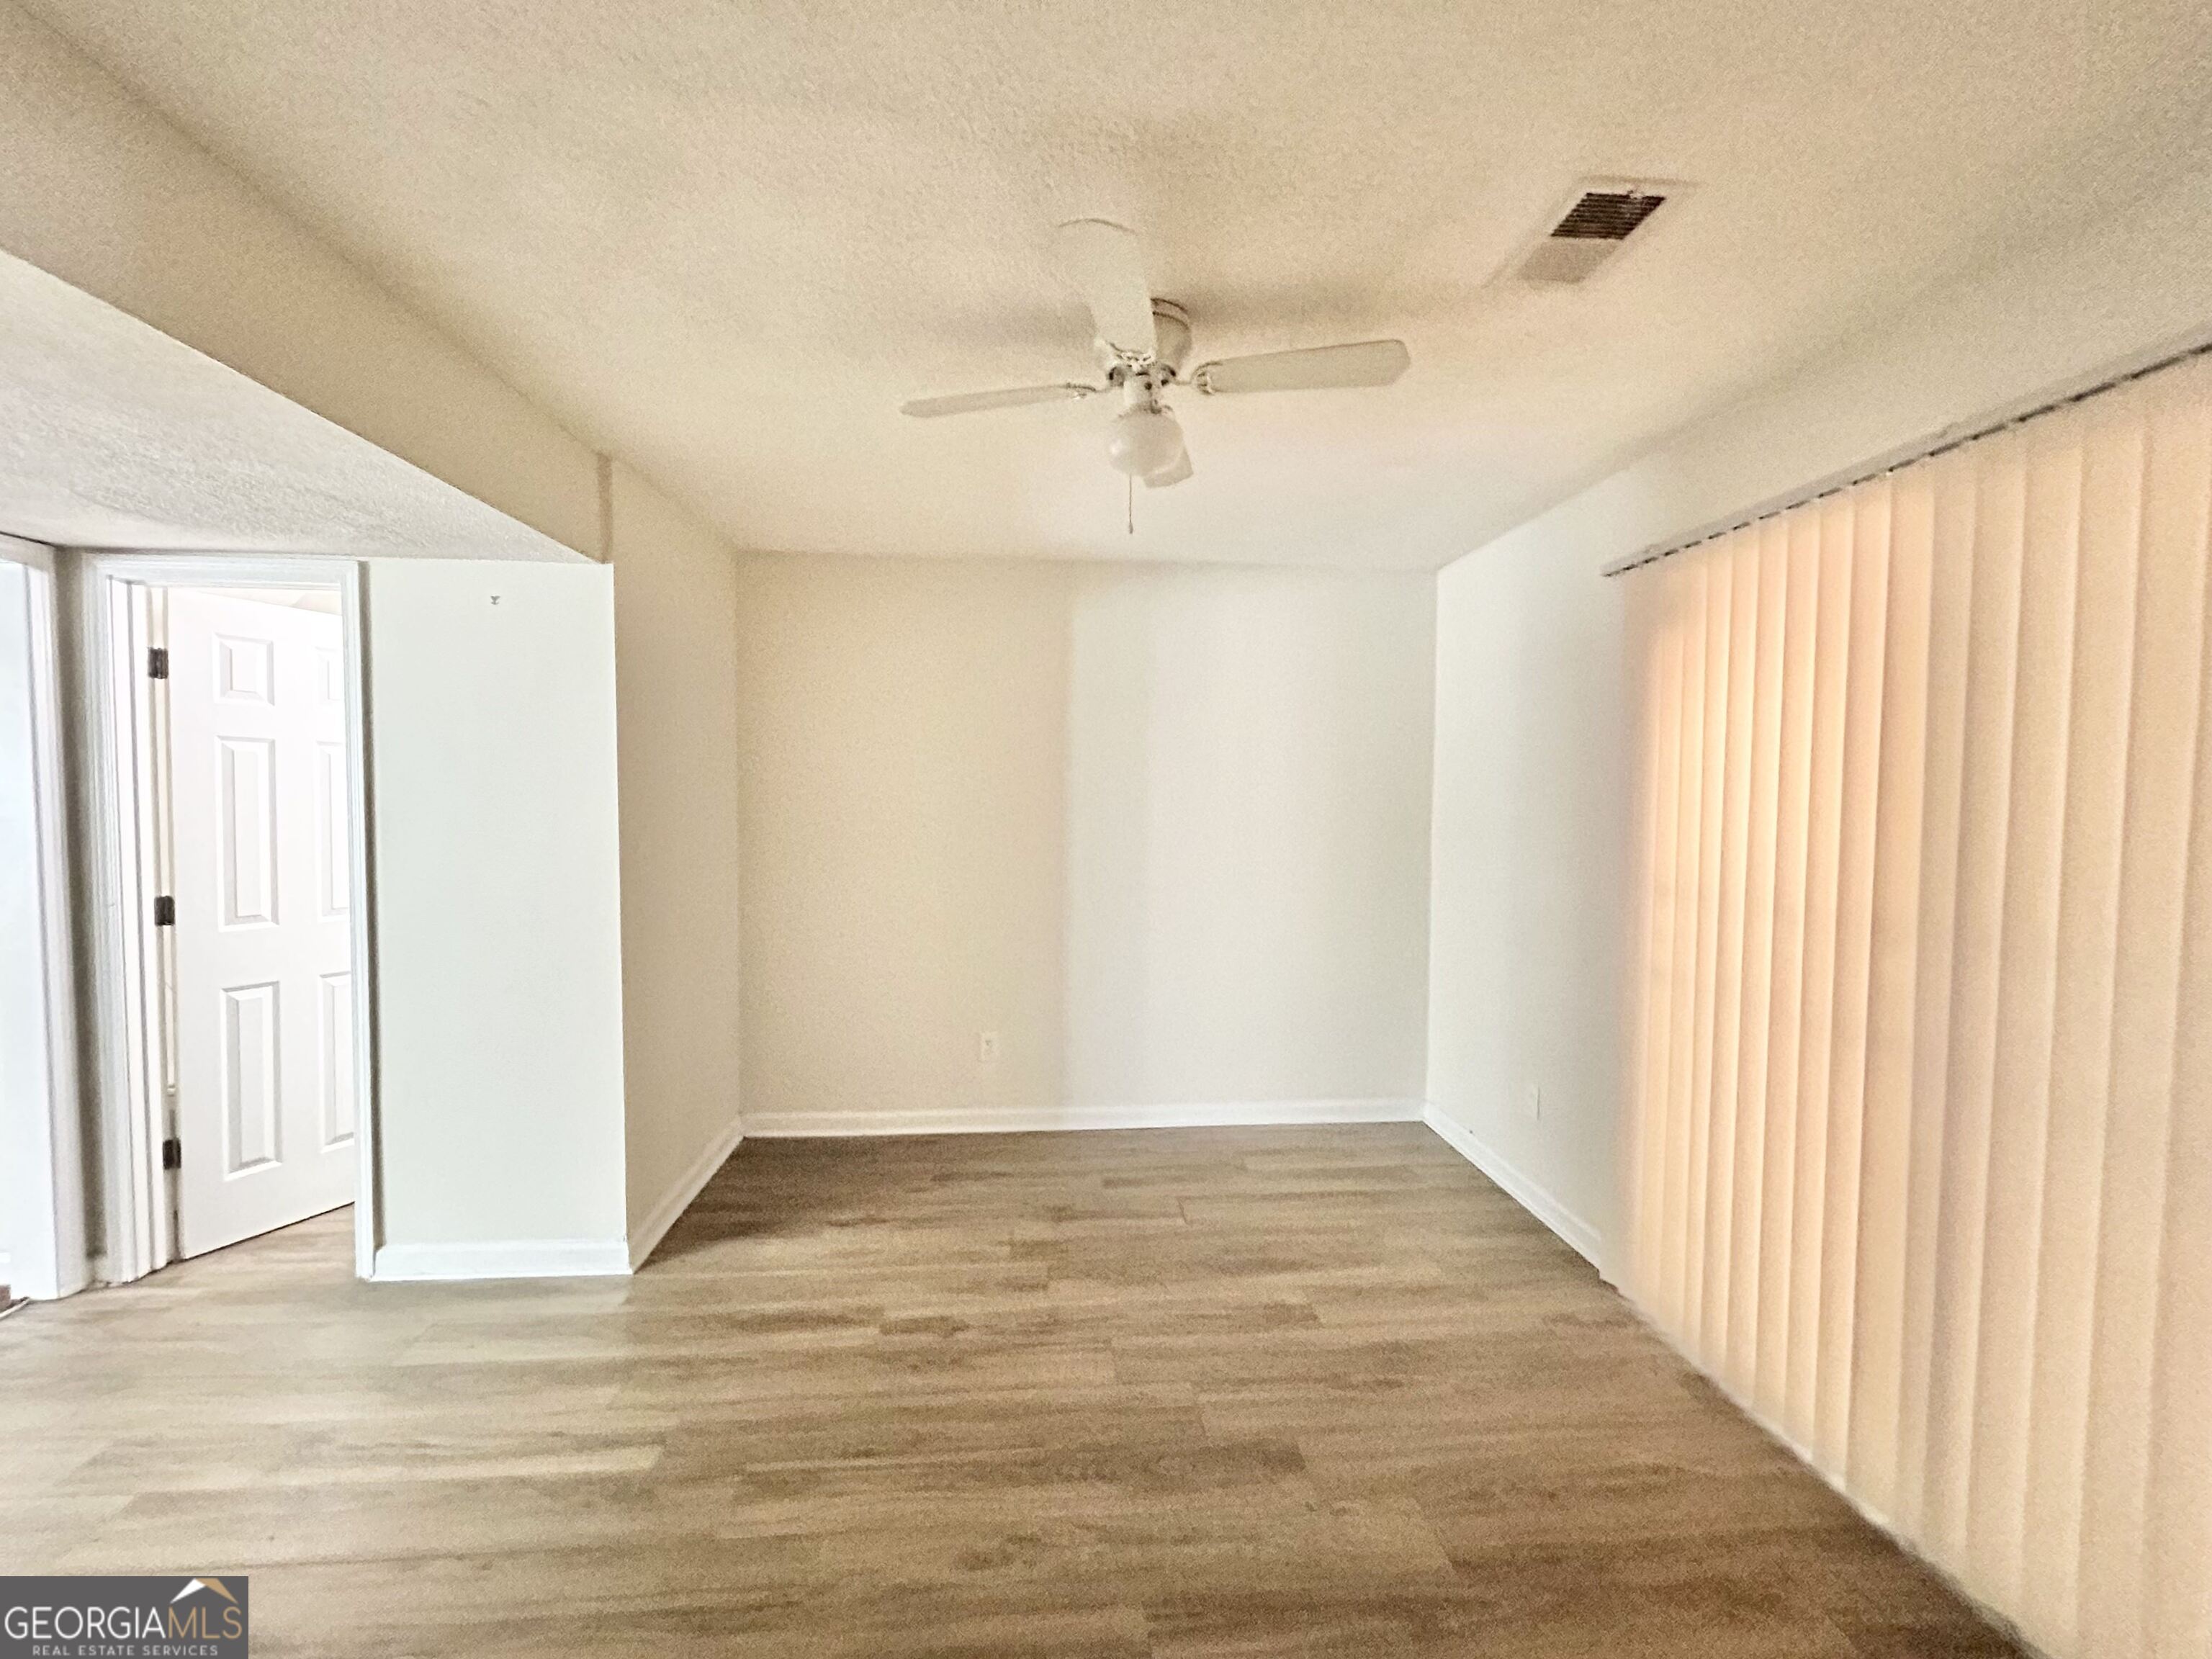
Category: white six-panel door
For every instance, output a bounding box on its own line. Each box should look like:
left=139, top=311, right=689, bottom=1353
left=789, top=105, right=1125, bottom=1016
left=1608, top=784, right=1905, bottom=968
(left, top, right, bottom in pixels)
left=166, top=589, right=356, bottom=1256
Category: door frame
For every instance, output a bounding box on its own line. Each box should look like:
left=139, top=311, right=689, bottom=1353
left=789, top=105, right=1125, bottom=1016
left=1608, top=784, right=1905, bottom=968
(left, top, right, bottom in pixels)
left=73, top=553, right=379, bottom=1282
left=0, top=534, right=86, bottom=1302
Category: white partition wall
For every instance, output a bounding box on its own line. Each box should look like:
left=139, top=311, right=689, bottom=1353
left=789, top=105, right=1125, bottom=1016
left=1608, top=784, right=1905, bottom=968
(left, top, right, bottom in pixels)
left=608, top=463, right=745, bottom=1267
left=1621, top=349, right=2212, bottom=1659
left=363, top=559, right=630, bottom=1277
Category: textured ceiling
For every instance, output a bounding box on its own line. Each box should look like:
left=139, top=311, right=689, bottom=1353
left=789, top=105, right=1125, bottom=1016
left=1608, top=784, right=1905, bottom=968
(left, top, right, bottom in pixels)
left=0, top=250, right=569, bottom=558
left=23, top=0, right=2212, bottom=568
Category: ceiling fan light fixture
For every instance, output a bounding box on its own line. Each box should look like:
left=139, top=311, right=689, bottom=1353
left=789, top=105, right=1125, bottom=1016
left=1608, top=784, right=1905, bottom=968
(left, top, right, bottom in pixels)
left=898, top=217, right=1414, bottom=515
left=1107, top=405, right=1185, bottom=480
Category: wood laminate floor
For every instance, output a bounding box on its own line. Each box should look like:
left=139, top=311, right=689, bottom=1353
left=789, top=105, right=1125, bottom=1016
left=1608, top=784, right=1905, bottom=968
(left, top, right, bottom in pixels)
left=1, top=1124, right=2016, bottom=1657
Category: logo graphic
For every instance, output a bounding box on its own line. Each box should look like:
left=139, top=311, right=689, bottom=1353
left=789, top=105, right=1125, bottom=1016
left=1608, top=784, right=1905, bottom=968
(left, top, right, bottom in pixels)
left=2, top=1575, right=249, bottom=1656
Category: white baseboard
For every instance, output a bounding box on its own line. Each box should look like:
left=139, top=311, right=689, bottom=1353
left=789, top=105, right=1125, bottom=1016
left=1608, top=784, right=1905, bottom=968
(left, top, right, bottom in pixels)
left=744, top=1097, right=1424, bottom=1138
left=629, top=1114, right=746, bottom=1268
left=372, top=1238, right=631, bottom=1282
left=1421, top=1102, right=1606, bottom=1272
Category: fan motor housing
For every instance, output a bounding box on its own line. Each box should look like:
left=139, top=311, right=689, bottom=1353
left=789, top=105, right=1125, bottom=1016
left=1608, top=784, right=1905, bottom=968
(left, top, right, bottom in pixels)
left=1095, top=300, right=1192, bottom=379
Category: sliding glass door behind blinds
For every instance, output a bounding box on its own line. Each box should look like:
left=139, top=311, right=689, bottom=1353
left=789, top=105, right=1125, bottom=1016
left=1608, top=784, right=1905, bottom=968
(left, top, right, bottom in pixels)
left=1622, top=349, right=2212, bottom=1659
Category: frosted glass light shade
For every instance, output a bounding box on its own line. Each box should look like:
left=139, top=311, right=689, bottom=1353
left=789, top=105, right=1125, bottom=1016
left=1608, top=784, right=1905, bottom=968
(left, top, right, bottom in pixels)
left=1107, top=406, right=1184, bottom=480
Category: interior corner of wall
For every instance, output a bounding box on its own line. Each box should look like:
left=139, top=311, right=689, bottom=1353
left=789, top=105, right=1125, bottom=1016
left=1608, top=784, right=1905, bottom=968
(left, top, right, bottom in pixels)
left=595, top=453, right=616, bottom=564
left=1421, top=1100, right=1606, bottom=1272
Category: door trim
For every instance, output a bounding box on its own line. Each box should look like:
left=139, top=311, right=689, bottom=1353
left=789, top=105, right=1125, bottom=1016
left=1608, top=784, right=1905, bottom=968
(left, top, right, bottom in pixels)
left=73, top=554, right=380, bottom=1283
left=0, top=534, right=88, bottom=1301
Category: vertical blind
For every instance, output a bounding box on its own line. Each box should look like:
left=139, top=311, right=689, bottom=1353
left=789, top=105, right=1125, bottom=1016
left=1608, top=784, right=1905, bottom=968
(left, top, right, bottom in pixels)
left=1623, top=349, right=2212, bottom=1659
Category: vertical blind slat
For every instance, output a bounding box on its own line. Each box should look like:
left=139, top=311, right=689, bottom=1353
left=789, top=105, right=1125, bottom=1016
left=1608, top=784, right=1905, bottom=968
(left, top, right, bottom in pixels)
left=1759, top=513, right=1821, bottom=1409
left=1818, top=481, right=1889, bottom=1470
left=1685, top=559, right=1733, bottom=1348
left=2017, top=387, right=2144, bottom=1655
left=1730, top=521, right=1789, bottom=1395
left=1924, top=431, right=2029, bottom=1568
left=1707, top=537, right=1760, bottom=1361
left=1966, top=410, right=2084, bottom=1607
left=1627, top=569, right=1683, bottom=1311
left=1846, top=466, right=1933, bottom=1520
left=1786, top=501, right=1853, bottom=1447
left=1893, top=448, right=1982, bottom=1542
left=1659, top=559, right=1709, bottom=1332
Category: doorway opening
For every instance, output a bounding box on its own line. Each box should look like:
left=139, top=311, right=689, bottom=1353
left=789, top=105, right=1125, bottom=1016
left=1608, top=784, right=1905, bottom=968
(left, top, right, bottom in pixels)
left=78, top=557, right=377, bottom=1284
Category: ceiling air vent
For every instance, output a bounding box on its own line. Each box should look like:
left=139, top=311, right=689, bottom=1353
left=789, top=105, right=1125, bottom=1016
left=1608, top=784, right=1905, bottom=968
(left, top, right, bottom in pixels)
left=1512, top=181, right=1676, bottom=285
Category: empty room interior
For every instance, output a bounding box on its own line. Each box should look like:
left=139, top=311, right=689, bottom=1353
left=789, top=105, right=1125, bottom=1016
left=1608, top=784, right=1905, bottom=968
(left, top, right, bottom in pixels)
left=1, top=1, right=2208, bottom=1654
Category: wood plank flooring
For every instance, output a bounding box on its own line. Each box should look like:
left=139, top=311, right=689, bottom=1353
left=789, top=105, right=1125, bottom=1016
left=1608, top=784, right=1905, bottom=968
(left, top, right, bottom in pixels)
left=0, top=1124, right=2017, bottom=1657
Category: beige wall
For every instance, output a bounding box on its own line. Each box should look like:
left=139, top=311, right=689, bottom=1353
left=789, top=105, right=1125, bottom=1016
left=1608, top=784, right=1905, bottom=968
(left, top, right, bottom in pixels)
left=1426, top=161, right=2212, bottom=1274
left=365, top=559, right=629, bottom=1274
left=0, top=1, right=600, bottom=558
left=0, top=1, right=762, bottom=1276
left=734, top=555, right=1434, bottom=1131
left=609, top=464, right=744, bottom=1256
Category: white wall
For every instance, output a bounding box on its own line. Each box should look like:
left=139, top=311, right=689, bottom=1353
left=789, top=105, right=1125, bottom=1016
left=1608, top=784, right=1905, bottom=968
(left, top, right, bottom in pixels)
left=364, top=559, right=629, bottom=1275
left=608, top=464, right=744, bottom=1262
left=735, top=555, right=1434, bottom=1133
left=1061, top=567, right=1433, bottom=1107
left=1426, top=539, right=1626, bottom=1267
left=1426, top=160, right=2212, bottom=1274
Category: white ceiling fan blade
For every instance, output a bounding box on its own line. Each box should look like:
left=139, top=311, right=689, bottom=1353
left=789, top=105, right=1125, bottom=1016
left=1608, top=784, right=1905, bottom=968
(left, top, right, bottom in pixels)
left=1191, top=339, right=1410, bottom=395
left=901, top=383, right=1100, bottom=418
left=1053, top=218, right=1157, bottom=360
left=1142, top=446, right=1192, bottom=488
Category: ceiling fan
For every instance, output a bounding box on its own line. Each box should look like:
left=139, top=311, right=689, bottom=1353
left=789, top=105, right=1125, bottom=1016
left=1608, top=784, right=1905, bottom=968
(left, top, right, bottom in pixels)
left=901, top=219, right=1411, bottom=491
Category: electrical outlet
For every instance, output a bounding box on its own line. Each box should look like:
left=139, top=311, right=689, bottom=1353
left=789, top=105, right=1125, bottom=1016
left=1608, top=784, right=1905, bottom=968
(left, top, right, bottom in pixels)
left=1524, top=1082, right=1543, bottom=1122
left=978, top=1030, right=1001, bottom=1066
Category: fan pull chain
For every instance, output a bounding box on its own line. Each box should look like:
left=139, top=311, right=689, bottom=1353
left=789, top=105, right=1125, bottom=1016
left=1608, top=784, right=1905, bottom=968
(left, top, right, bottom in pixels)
left=1127, top=472, right=1135, bottom=536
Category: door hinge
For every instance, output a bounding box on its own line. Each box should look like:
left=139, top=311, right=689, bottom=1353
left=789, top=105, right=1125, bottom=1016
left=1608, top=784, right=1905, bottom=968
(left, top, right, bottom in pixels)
left=161, top=1137, right=182, bottom=1172
left=153, top=895, right=176, bottom=927
left=147, top=646, right=168, bottom=679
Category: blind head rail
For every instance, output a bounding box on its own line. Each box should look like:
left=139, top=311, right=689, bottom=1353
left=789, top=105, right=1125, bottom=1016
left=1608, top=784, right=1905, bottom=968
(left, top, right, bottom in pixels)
left=1601, top=329, right=2212, bottom=580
